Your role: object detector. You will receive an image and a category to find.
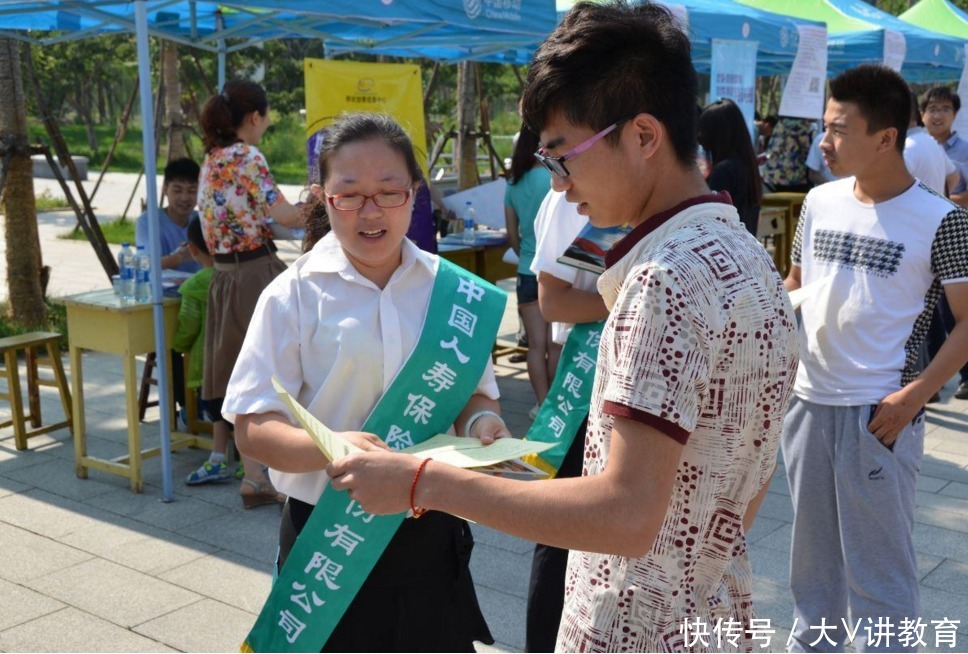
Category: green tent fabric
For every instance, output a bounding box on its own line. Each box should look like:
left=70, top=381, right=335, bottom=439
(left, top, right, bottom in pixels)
left=900, top=0, right=968, bottom=40
left=738, top=0, right=964, bottom=81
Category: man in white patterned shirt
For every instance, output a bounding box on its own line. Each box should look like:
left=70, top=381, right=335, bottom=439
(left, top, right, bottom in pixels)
left=784, top=65, right=968, bottom=653
left=328, top=3, right=799, bottom=650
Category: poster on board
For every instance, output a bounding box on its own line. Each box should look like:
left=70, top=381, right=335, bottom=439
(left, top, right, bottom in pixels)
left=778, top=24, right=828, bottom=120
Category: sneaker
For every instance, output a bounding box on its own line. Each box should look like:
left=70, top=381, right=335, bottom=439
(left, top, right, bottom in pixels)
left=955, top=381, right=968, bottom=400
left=234, top=463, right=245, bottom=481
left=928, top=391, right=942, bottom=404
left=186, top=460, right=230, bottom=485
left=529, top=403, right=541, bottom=421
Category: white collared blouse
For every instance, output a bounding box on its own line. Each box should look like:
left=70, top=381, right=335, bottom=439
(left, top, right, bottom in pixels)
left=223, top=232, right=500, bottom=504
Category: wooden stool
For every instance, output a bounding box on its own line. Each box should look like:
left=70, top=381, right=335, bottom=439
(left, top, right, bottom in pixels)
left=137, top=351, right=160, bottom=421
left=0, top=331, right=73, bottom=450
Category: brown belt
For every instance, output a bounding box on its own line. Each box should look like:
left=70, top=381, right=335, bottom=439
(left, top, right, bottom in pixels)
left=213, top=242, right=276, bottom=264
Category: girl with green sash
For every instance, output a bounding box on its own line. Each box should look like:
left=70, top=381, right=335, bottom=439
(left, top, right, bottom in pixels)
left=222, top=113, right=509, bottom=652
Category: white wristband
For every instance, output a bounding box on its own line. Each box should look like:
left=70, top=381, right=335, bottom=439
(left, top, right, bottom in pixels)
left=464, top=410, right=504, bottom=439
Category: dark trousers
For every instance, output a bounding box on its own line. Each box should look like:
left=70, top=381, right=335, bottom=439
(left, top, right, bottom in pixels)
left=525, top=416, right=587, bottom=653
left=927, top=296, right=968, bottom=384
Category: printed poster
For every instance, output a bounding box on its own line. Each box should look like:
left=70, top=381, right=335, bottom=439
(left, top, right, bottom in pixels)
left=711, top=39, right=759, bottom=135
left=778, top=24, right=828, bottom=121
left=304, top=58, right=427, bottom=183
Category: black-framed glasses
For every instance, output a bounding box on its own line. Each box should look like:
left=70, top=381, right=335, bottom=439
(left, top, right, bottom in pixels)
left=325, top=189, right=412, bottom=211
left=533, top=118, right=629, bottom=178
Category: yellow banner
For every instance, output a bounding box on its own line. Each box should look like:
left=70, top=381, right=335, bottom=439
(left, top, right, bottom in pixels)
left=304, top=58, right=427, bottom=178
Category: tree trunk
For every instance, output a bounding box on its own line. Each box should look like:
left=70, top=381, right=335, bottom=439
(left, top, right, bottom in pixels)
left=456, top=61, right=479, bottom=191
left=0, top=38, right=47, bottom=328
left=163, top=42, right=187, bottom=161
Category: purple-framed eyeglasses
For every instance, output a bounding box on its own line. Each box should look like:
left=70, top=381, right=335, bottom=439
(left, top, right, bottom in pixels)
left=533, top=118, right=629, bottom=178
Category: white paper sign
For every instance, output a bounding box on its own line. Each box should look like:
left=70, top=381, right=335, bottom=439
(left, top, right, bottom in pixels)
left=779, top=25, right=828, bottom=121
left=955, top=44, right=968, bottom=138
left=883, top=29, right=906, bottom=72
left=441, top=178, right=509, bottom=230
left=711, top=39, right=759, bottom=134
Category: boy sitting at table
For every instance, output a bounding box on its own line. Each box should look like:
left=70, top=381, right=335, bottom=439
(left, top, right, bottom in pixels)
left=173, top=216, right=270, bottom=500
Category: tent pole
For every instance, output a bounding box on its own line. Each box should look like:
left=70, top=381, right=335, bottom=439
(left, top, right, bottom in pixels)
left=217, top=11, right=226, bottom=92
left=135, top=0, right=175, bottom=502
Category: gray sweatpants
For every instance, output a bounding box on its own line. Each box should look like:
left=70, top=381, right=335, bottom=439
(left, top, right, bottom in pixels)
left=782, top=396, right=924, bottom=653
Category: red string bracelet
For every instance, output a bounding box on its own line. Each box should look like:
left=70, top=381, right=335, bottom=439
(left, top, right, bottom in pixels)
left=410, top=458, right=432, bottom=519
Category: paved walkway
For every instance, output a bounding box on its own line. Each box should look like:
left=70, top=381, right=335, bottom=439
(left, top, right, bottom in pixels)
left=1, top=173, right=968, bottom=651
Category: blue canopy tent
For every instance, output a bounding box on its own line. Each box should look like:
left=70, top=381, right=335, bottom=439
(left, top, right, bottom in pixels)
left=344, top=0, right=826, bottom=74
left=738, top=0, right=965, bottom=82
left=0, top=0, right=557, bottom=499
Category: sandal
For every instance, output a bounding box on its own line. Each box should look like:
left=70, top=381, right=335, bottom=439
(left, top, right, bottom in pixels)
left=240, top=479, right=286, bottom=509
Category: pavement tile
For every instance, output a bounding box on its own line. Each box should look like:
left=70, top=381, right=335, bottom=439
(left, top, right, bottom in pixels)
left=750, top=577, right=795, bottom=631
left=916, top=489, right=968, bottom=518
left=60, top=515, right=215, bottom=576
left=172, top=510, right=281, bottom=564
left=914, top=522, right=968, bottom=559
left=917, top=503, right=968, bottom=536
left=0, top=475, right=30, bottom=498
left=919, top=475, right=952, bottom=494
left=470, top=541, right=532, bottom=599
left=0, top=443, right=59, bottom=473
left=919, top=459, right=968, bottom=485
left=474, top=585, right=527, bottom=653
left=755, top=522, right=792, bottom=554
left=752, top=491, right=795, bottom=524
left=158, top=551, right=272, bottom=615
left=0, top=522, right=94, bottom=583
left=25, top=558, right=202, bottom=628
left=917, top=587, right=968, bottom=640
left=922, top=559, right=968, bottom=597
left=0, top=577, right=66, bottom=631
left=470, top=523, right=537, bottom=556
left=747, top=516, right=787, bottom=545
left=0, top=488, right=108, bottom=539
left=919, top=552, right=946, bottom=582
left=5, top=456, right=122, bottom=501
left=939, top=481, right=968, bottom=500
left=0, top=606, right=175, bottom=653
left=86, top=485, right=229, bottom=531
left=134, top=598, right=255, bottom=653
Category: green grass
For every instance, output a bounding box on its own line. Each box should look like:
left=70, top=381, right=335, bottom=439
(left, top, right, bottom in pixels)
left=57, top=218, right=134, bottom=244
left=0, top=301, right=69, bottom=349
left=35, top=189, right=70, bottom=211
left=30, top=111, right=521, bottom=187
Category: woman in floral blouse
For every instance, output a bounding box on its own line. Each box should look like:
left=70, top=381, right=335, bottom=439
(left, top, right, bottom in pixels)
left=197, top=80, right=305, bottom=508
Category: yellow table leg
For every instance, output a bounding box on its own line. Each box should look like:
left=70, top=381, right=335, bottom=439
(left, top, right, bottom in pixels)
left=123, top=354, right=143, bottom=493
left=70, top=346, right=88, bottom=479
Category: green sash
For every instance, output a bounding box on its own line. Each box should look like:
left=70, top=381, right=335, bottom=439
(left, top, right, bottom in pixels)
left=242, top=259, right=506, bottom=652
left=523, top=320, right=605, bottom=477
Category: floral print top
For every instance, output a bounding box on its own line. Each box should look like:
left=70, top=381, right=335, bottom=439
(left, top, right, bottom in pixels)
left=198, top=142, right=285, bottom=254
left=762, top=117, right=813, bottom=190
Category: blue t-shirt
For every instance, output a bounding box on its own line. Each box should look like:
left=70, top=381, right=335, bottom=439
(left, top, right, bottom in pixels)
left=135, top=208, right=201, bottom=274
left=504, top=166, right=552, bottom=275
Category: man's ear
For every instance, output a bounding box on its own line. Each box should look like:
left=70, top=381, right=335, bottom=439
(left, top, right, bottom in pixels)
left=628, top=113, right=664, bottom=160
left=877, top=127, right=898, bottom=153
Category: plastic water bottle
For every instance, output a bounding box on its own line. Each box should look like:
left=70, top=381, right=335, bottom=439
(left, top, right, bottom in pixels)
left=134, top=245, right=151, bottom=303
left=463, top=201, right=476, bottom=244
left=118, top=243, right=135, bottom=303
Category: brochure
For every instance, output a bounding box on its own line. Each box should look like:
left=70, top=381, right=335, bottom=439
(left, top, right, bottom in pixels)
left=556, top=222, right=632, bottom=274
left=271, top=376, right=552, bottom=477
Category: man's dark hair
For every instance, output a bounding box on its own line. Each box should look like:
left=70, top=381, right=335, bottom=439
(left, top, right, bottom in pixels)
left=186, top=215, right=208, bottom=254
left=828, top=65, right=911, bottom=154
left=763, top=115, right=778, bottom=128
left=919, top=85, right=961, bottom=115
left=163, top=158, right=200, bottom=185
left=521, top=0, right=698, bottom=166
